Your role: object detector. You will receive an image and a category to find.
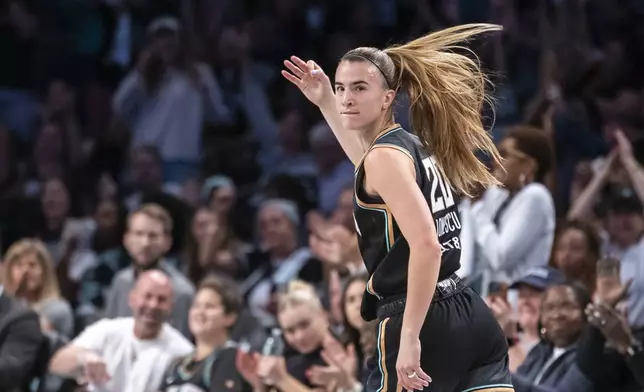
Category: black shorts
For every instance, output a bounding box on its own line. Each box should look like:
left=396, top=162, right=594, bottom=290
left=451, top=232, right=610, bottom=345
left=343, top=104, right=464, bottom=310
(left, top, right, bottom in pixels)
left=365, top=275, right=514, bottom=392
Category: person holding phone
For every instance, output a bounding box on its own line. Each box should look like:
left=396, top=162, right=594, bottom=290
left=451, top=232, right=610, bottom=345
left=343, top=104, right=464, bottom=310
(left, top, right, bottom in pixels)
left=488, top=267, right=566, bottom=371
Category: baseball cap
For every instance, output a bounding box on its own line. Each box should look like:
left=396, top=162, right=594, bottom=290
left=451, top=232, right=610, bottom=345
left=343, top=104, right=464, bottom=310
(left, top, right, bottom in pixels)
left=510, top=266, right=566, bottom=291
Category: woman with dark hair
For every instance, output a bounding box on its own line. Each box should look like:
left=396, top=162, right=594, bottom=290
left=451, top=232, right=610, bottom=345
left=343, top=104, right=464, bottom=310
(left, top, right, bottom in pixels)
left=549, top=220, right=601, bottom=294
left=182, top=206, right=250, bottom=284
left=339, top=274, right=368, bottom=374
left=467, top=124, right=557, bottom=296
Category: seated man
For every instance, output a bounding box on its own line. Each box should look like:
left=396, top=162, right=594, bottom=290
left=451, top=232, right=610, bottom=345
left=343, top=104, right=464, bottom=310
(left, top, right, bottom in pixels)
left=49, top=270, right=193, bottom=392
left=0, top=286, right=43, bottom=392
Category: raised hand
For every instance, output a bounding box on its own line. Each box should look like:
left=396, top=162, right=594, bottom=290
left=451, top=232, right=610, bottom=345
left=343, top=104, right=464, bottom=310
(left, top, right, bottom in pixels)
left=614, top=129, right=635, bottom=165
left=236, top=349, right=262, bottom=388
left=78, top=351, right=110, bottom=387
left=281, top=56, right=335, bottom=108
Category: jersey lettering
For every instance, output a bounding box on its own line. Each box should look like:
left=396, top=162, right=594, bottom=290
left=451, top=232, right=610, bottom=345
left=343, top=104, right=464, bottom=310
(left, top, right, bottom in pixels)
left=422, top=156, right=455, bottom=213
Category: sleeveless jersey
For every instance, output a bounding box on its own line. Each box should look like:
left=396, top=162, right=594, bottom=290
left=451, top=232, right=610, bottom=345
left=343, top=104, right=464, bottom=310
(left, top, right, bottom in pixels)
left=353, top=125, right=463, bottom=321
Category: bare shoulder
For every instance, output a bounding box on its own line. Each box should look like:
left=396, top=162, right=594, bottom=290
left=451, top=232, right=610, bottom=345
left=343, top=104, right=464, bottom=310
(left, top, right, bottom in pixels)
left=363, top=146, right=415, bottom=175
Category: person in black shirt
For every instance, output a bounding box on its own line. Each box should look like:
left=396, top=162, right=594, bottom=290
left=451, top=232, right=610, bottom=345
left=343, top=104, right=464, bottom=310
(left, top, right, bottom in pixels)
left=160, top=275, right=250, bottom=392
left=282, top=24, right=513, bottom=391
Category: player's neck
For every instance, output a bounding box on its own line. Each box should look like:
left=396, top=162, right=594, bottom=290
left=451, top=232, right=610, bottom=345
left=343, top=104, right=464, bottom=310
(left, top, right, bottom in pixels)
left=360, top=119, right=397, bottom=147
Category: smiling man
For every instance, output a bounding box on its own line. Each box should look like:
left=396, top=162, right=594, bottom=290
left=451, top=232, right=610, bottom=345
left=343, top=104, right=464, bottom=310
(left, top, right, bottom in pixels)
left=49, top=270, right=193, bottom=392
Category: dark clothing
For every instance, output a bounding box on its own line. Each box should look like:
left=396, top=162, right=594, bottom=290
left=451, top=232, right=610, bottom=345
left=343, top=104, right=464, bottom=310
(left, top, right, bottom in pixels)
left=0, top=292, right=44, bottom=392
left=365, top=279, right=512, bottom=392
left=354, top=125, right=509, bottom=391
left=513, top=340, right=593, bottom=392
left=354, top=125, right=462, bottom=321
left=577, top=325, right=644, bottom=392
left=286, top=348, right=327, bottom=388
left=160, top=343, right=251, bottom=392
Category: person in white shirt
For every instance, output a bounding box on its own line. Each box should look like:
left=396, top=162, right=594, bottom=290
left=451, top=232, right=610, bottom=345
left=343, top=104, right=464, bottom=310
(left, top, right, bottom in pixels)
left=464, top=125, right=556, bottom=294
left=49, top=270, right=194, bottom=392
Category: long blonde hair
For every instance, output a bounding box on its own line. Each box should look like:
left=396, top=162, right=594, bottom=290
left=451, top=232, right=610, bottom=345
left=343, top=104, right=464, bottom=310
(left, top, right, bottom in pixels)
left=342, top=24, right=503, bottom=196
left=2, top=238, right=62, bottom=307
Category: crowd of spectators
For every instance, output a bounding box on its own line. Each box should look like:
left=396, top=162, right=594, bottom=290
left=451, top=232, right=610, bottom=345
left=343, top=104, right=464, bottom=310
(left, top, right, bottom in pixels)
left=1, top=0, right=643, bottom=391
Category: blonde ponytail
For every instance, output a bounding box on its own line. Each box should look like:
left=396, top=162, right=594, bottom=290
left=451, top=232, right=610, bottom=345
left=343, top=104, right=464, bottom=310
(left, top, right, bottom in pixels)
left=383, top=24, right=503, bottom=196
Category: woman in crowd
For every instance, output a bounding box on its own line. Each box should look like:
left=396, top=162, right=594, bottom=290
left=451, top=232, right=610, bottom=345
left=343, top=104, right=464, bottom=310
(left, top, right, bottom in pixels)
left=237, top=280, right=353, bottom=391
left=549, top=220, right=600, bottom=295
left=467, top=125, right=556, bottom=294
left=488, top=266, right=566, bottom=372
left=2, top=238, right=74, bottom=338
left=512, top=282, right=593, bottom=391
left=183, top=206, right=251, bottom=284
left=202, top=175, right=238, bottom=235
left=160, top=275, right=251, bottom=392
left=339, top=274, right=368, bottom=377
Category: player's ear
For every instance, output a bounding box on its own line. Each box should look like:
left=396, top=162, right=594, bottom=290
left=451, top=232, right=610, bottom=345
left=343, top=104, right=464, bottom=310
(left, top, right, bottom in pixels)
left=382, top=89, right=395, bottom=111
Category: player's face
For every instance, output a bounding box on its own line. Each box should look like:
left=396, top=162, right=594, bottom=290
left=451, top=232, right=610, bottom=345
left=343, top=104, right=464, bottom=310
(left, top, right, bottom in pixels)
left=189, top=288, right=235, bottom=339
left=334, top=60, right=395, bottom=132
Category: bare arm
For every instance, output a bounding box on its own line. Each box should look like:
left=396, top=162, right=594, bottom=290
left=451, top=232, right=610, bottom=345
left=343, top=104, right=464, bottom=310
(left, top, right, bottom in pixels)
left=568, top=151, right=616, bottom=220
left=615, top=130, right=644, bottom=205
left=282, top=56, right=364, bottom=165
left=48, top=344, right=87, bottom=376
left=364, top=148, right=441, bottom=338
left=317, top=102, right=364, bottom=166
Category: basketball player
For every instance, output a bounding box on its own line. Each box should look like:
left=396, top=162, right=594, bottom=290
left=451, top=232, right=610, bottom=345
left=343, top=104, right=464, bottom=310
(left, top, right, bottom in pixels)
left=282, top=24, right=514, bottom=391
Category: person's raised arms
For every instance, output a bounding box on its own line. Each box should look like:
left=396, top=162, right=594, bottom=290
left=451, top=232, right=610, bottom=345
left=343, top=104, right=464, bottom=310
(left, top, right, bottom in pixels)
left=282, top=56, right=364, bottom=165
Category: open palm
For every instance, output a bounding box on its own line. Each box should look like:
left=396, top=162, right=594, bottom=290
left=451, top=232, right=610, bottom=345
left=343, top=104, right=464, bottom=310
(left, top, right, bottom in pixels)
left=282, top=55, right=334, bottom=108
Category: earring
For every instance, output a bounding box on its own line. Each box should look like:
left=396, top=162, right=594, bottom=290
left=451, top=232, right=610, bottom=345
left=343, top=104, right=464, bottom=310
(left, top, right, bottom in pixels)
left=540, top=327, right=547, bottom=337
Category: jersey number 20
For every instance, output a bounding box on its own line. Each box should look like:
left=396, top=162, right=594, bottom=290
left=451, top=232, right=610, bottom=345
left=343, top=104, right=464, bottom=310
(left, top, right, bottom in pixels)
left=422, top=157, right=455, bottom=213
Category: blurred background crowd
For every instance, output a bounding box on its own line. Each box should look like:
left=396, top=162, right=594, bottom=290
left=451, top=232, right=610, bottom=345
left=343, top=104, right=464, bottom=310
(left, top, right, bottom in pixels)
left=0, top=0, right=643, bottom=391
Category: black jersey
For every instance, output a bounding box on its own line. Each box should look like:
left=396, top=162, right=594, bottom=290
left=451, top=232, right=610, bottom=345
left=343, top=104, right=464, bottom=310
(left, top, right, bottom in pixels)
left=159, top=343, right=250, bottom=392
left=353, top=125, right=462, bottom=321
